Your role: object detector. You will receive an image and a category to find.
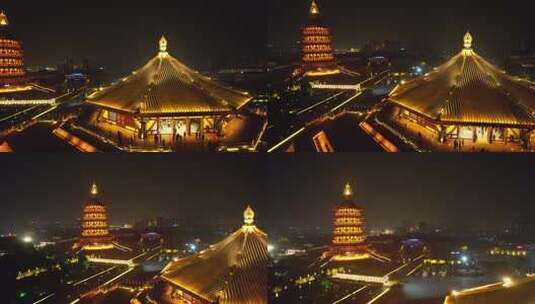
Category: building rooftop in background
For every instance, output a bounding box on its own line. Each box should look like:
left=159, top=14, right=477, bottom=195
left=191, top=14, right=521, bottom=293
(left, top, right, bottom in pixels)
left=443, top=276, right=535, bottom=304
left=160, top=206, right=268, bottom=304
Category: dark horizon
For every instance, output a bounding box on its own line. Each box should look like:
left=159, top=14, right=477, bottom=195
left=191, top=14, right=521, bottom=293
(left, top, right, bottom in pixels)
left=1, top=0, right=268, bottom=73
left=2, top=0, right=535, bottom=76
left=2, top=155, right=534, bottom=235
left=269, top=0, right=535, bottom=60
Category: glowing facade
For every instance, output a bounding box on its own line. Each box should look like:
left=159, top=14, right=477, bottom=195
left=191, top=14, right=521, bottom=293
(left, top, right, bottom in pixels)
left=301, top=0, right=339, bottom=76
left=86, top=36, right=258, bottom=150
left=0, top=11, right=26, bottom=87
left=79, top=183, right=114, bottom=250
left=386, top=32, right=535, bottom=150
left=160, top=206, right=268, bottom=304
left=327, top=183, right=369, bottom=260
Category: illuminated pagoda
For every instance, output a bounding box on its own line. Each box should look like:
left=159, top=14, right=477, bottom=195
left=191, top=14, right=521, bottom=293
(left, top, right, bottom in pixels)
left=325, top=183, right=369, bottom=261
left=322, top=183, right=394, bottom=285
left=0, top=10, right=55, bottom=104
left=300, top=0, right=339, bottom=77
left=294, top=1, right=362, bottom=91
left=385, top=32, right=535, bottom=151
left=86, top=36, right=264, bottom=151
left=77, top=182, right=114, bottom=251
left=0, top=10, right=25, bottom=87
left=159, top=206, right=268, bottom=304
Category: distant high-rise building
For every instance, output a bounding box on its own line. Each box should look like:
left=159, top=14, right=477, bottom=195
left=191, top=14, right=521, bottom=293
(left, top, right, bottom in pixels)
left=0, top=11, right=26, bottom=87
left=300, top=0, right=339, bottom=77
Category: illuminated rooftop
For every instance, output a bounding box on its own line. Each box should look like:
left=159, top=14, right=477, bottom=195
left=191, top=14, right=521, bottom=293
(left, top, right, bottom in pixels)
left=443, top=276, right=535, bottom=304
left=389, top=32, right=535, bottom=127
left=161, top=206, right=268, bottom=304
left=87, top=37, right=252, bottom=117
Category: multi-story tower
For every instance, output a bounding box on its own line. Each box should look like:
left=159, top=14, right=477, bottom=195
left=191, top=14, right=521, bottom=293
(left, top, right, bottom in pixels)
left=0, top=11, right=26, bottom=87
left=301, top=0, right=339, bottom=76
left=328, top=183, right=369, bottom=260
left=79, top=182, right=114, bottom=250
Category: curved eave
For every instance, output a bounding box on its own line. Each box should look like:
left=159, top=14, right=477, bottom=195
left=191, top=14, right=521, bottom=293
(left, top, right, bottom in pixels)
left=138, top=109, right=235, bottom=118
left=160, top=275, right=216, bottom=303
left=85, top=52, right=254, bottom=119
left=86, top=100, right=136, bottom=115
left=87, top=99, right=243, bottom=118
left=235, top=95, right=254, bottom=111
left=388, top=99, right=535, bottom=128
left=387, top=97, right=438, bottom=121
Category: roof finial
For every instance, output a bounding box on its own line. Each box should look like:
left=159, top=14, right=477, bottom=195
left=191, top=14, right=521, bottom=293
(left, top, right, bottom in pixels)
left=310, top=0, right=320, bottom=16
left=90, top=182, right=98, bottom=196
left=343, top=182, right=353, bottom=198
left=159, top=35, right=168, bottom=54
left=243, top=205, right=255, bottom=226
left=464, top=31, right=473, bottom=50
left=0, top=10, right=8, bottom=26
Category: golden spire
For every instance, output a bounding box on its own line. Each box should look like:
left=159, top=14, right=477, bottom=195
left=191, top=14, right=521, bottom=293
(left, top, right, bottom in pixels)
left=464, top=31, right=473, bottom=50
left=243, top=205, right=255, bottom=226
left=0, top=11, right=8, bottom=26
left=310, top=0, right=320, bottom=16
left=90, top=182, right=98, bottom=196
left=159, top=35, right=168, bottom=52
left=343, top=182, right=353, bottom=198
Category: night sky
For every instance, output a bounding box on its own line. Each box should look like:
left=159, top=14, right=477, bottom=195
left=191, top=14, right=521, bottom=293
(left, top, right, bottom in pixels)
left=269, top=0, right=535, bottom=58
left=3, top=0, right=534, bottom=75
left=2, top=0, right=267, bottom=73
left=1, top=155, right=534, bottom=234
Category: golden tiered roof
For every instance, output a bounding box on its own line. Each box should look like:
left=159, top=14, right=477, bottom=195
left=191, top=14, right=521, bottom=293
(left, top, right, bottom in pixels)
left=161, top=206, right=268, bottom=304
left=329, top=183, right=369, bottom=260
left=80, top=182, right=114, bottom=250
left=389, top=32, right=535, bottom=127
left=87, top=36, right=252, bottom=117
left=301, top=0, right=339, bottom=76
